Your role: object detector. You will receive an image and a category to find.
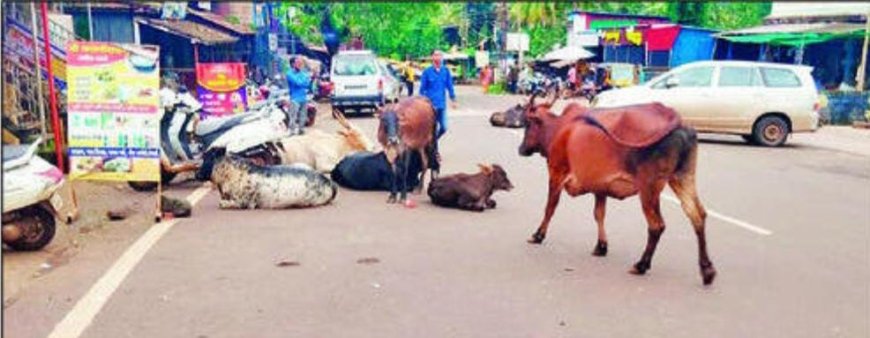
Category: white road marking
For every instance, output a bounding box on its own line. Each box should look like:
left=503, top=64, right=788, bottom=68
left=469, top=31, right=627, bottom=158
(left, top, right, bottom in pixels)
left=661, top=194, right=773, bottom=236
left=47, top=185, right=212, bottom=338
left=186, top=183, right=212, bottom=205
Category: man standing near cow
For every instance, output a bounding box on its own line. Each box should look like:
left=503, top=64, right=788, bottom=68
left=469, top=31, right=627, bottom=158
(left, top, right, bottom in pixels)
left=286, top=55, right=312, bottom=135
left=419, top=50, right=457, bottom=162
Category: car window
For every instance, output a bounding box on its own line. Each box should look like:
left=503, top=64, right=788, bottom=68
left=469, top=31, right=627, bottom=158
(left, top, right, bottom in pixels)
left=380, top=63, right=398, bottom=79
left=676, top=66, right=714, bottom=87
left=651, top=66, right=713, bottom=89
left=718, top=66, right=761, bottom=87
left=333, top=55, right=378, bottom=76
left=760, top=67, right=801, bottom=88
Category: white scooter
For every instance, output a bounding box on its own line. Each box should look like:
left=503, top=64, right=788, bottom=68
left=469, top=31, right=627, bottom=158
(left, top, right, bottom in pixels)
left=2, top=138, right=64, bottom=251
left=128, top=86, right=293, bottom=191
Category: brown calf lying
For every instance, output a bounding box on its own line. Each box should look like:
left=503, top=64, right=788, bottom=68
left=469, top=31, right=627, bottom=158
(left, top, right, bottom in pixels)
left=427, top=164, right=513, bottom=211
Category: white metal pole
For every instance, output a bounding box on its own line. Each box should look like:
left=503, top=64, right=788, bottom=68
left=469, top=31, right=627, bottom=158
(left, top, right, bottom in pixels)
left=30, top=2, right=47, bottom=138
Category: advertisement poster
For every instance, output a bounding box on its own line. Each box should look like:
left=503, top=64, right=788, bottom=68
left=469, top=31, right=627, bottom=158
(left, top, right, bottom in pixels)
left=66, top=41, right=161, bottom=182
left=3, top=23, right=67, bottom=89
left=195, top=63, right=248, bottom=119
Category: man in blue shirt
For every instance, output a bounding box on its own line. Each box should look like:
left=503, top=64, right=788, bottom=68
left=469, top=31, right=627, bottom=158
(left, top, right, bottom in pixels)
left=286, top=56, right=312, bottom=135
left=419, top=50, right=457, bottom=161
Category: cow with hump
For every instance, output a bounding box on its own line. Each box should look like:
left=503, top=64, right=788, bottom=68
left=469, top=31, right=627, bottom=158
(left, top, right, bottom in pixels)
left=518, top=91, right=716, bottom=285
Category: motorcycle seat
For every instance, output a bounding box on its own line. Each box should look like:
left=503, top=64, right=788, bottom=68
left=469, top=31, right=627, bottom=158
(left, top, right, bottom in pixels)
left=2, top=144, right=32, bottom=163
left=195, top=114, right=251, bottom=137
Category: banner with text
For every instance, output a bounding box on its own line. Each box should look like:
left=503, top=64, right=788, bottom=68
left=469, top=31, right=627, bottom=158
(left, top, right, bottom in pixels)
left=195, top=62, right=248, bottom=119
left=66, top=41, right=161, bottom=182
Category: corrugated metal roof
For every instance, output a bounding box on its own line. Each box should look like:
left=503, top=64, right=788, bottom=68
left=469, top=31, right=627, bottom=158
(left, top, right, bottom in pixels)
left=186, top=8, right=255, bottom=35
left=716, top=22, right=865, bottom=37
left=135, top=17, right=238, bottom=45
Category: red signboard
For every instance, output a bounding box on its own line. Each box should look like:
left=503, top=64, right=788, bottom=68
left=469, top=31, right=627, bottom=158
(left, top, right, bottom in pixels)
left=195, top=63, right=248, bottom=118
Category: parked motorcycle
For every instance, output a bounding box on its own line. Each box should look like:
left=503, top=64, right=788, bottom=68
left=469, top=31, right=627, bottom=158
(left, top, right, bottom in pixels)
left=3, top=138, right=64, bottom=251
left=127, top=86, right=292, bottom=191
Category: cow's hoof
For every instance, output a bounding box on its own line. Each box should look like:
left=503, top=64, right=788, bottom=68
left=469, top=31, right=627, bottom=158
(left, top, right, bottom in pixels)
left=387, top=196, right=397, bottom=204
left=701, top=264, right=717, bottom=285
left=629, top=261, right=650, bottom=275
left=592, top=241, right=608, bottom=257
left=527, top=232, right=545, bottom=244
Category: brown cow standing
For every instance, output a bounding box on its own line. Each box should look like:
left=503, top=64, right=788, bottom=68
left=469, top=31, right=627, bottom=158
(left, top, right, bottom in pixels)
left=377, top=96, right=438, bottom=203
left=519, top=93, right=716, bottom=285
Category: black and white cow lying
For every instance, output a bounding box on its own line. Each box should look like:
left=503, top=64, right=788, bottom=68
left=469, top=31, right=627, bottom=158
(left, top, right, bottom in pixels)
left=197, top=148, right=337, bottom=209
left=330, top=151, right=423, bottom=191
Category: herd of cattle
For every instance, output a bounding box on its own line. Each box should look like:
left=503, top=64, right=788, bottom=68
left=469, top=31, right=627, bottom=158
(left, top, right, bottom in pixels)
left=193, top=91, right=717, bottom=285
left=194, top=96, right=513, bottom=212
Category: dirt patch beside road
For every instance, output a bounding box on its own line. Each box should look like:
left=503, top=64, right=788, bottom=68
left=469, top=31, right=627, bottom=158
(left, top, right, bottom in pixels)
left=2, top=178, right=194, bottom=307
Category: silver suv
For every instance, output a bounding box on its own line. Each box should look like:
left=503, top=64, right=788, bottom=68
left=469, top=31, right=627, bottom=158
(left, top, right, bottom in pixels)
left=594, top=61, right=820, bottom=146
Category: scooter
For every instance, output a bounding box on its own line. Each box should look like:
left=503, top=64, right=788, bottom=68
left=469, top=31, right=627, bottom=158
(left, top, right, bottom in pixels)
left=3, top=138, right=64, bottom=251
left=127, top=86, right=292, bottom=191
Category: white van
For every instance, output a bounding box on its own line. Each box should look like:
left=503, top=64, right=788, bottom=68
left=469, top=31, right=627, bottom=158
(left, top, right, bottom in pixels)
left=593, top=60, right=820, bottom=146
left=330, top=50, right=384, bottom=114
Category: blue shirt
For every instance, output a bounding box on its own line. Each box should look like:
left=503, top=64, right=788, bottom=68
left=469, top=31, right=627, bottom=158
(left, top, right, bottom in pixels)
left=419, top=66, right=456, bottom=110
left=286, top=68, right=311, bottom=103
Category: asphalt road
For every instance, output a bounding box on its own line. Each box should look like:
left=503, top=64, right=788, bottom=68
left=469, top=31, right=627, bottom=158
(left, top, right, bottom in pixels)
left=3, top=86, right=869, bottom=338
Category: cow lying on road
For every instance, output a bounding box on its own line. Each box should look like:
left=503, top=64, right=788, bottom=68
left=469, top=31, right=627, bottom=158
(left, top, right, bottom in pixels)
left=427, top=164, right=513, bottom=211
left=269, top=112, right=374, bottom=172
left=330, top=151, right=423, bottom=191
left=490, top=103, right=526, bottom=128
left=197, top=148, right=337, bottom=209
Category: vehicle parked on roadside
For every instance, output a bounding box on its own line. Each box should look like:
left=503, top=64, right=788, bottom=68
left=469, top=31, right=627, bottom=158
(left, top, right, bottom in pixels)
left=127, top=85, right=292, bottom=191
left=3, top=138, right=64, bottom=251
left=378, top=60, right=402, bottom=104
left=330, top=50, right=385, bottom=115
left=592, top=60, right=820, bottom=146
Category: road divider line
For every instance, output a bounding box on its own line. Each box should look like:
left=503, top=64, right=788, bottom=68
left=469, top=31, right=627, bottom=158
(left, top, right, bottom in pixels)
left=47, top=185, right=212, bottom=338
left=661, top=194, right=773, bottom=236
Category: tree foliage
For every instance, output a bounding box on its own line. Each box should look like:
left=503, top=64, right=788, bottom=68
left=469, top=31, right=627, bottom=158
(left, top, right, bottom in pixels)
left=275, top=1, right=772, bottom=59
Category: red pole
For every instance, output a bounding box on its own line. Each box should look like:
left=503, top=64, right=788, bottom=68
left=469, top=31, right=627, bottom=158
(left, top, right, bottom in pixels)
left=40, top=2, right=64, bottom=172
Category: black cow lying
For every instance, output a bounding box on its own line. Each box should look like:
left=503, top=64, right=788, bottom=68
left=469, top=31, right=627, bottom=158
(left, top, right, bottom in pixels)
left=331, top=151, right=423, bottom=191
left=489, top=103, right=526, bottom=128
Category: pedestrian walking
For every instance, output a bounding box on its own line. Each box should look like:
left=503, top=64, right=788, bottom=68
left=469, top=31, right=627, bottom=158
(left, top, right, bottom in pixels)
left=567, top=63, right=578, bottom=93
left=508, top=63, right=519, bottom=94
left=286, top=56, right=312, bottom=135
left=480, top=65, right=492, bottom=94
left=419, top=50, right=457, bottom=162
left=402, top=57, right=416, bottom=96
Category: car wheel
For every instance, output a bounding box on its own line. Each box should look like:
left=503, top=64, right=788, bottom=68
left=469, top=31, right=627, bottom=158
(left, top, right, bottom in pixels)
left=752, top=116, right=789, bottom=147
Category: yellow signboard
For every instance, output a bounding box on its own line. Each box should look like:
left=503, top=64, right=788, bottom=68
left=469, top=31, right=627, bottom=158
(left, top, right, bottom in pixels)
left=66, top=42, right=161, bottom=182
